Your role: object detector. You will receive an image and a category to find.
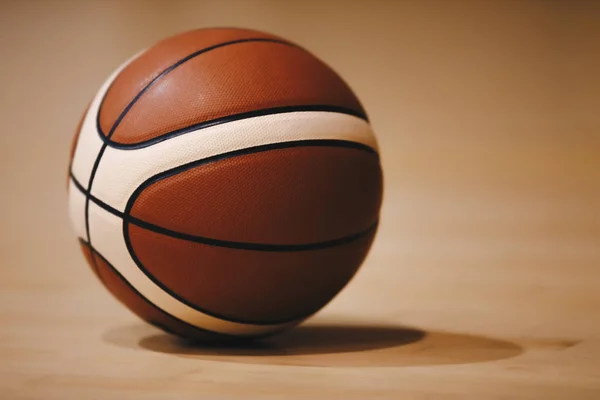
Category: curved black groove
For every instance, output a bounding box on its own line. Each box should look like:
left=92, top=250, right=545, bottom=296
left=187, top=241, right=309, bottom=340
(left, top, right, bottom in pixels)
left=100, top=105, right=369, bottom=150
left=79, top=239, right=242, bottom=338
left=96, top=37, right=301, bottom=139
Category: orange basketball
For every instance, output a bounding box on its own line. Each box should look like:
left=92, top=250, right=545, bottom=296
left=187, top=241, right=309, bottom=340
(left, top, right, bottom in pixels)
left=67, top=27, right=383, bottom=341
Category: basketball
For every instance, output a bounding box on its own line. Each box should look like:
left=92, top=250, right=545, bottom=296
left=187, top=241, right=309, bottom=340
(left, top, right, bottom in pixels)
left=67, top=27, right=383, bottom=341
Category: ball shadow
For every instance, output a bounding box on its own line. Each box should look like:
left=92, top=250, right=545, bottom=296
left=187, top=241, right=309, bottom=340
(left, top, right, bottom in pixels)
left=103, top=321, right=524, bottom=367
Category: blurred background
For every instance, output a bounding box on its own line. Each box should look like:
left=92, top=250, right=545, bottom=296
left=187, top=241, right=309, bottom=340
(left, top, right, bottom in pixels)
left=0, top=1, right=599, bottom=395
left=0, top=0, right=600, bottom=400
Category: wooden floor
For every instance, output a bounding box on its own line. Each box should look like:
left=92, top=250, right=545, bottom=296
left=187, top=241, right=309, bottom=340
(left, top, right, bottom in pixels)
left=1, top=1, right=598, bottom=398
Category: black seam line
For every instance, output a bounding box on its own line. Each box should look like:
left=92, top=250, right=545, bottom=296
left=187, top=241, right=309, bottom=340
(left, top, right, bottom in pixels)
left=98, top=37, right=299, bottom=139
left=84, top=144, right=108, bottom=242
left=79, top=239, right=242, bottom=338
left=101, top=105, right=369, bottom=150
left=69, top=170, right=378, bottom=253
left=132, top=218, right=379, bottom=252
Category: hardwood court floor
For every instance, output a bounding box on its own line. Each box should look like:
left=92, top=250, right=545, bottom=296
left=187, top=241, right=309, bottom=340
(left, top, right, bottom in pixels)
left=0, top=1, right=598, bottom=399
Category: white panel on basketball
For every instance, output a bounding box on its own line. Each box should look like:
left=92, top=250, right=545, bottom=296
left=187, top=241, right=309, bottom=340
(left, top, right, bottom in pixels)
left=70, top=52, right=143, bottom=186
left=87, top=201, right=301, bottom=336
left=67, top=179, right=88, bottom=241
left=91, top=112, right=378, bottom=212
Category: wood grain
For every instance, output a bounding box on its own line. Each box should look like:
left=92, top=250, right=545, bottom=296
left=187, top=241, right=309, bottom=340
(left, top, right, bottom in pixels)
left=0, top=1, right=598, bottom=399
